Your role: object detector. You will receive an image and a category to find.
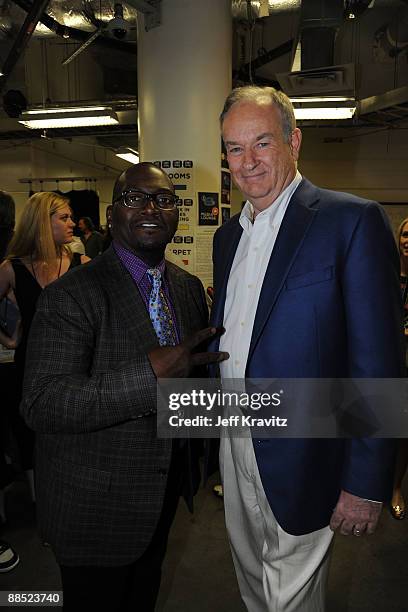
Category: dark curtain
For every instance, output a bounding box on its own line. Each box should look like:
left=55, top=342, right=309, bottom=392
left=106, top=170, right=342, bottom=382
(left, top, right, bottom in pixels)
left=29, top=189, right=100, bottom=233
left=64, top=190, right=100, bottom=231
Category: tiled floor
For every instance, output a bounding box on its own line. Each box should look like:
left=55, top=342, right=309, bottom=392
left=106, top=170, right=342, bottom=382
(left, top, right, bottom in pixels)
left=1, top=473, right=407, bottom=611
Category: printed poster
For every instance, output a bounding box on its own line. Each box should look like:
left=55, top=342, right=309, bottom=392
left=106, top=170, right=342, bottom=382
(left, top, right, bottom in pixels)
left=198, top=192, right=219, bottom=226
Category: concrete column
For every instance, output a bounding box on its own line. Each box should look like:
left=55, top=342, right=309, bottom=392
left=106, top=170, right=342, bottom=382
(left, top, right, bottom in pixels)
left=137, top=0, right=232, bottom=287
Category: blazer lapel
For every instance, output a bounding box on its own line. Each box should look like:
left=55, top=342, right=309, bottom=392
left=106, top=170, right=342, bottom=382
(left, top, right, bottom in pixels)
left=210, top=218, right=243, bottom=329
left=101, top=249, right=199, bottom=346
left=247, top=179, right=319, bottom=363
left=99, top=247, right=158, bottom=348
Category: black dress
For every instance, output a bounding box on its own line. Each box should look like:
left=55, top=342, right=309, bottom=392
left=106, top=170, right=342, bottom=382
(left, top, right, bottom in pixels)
left=8, top=253, right=81, bottom=469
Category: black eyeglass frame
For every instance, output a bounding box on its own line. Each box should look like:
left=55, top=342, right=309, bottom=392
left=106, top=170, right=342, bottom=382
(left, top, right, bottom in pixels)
left=114, top=190, right=178, bottom=211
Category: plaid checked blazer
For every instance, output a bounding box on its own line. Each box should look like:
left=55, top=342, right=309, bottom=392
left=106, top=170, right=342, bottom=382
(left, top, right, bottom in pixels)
left=21, top=246, right=208, bottom=566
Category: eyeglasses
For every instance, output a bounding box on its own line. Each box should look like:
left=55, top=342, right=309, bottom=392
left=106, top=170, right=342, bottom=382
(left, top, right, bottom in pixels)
left=115, top=190, right=178, bottom=210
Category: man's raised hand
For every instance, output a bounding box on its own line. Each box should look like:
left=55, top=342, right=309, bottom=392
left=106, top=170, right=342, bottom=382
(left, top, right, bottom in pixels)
left=148, top=327, right=229, bottom=378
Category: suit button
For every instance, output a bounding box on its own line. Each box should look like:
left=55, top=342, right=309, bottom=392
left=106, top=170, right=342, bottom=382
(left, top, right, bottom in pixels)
left=158, top=468, right=167, bottom=475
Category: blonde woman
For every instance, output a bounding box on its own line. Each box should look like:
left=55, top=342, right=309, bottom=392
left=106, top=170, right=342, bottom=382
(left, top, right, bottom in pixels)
left=0, top=192, right=89, bottom=497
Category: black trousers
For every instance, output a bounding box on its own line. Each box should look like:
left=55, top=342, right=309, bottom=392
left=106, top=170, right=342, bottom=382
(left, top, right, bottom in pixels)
left=60, top=444, right=185, bottom=612
left=0, top=360, right=34, bottom=471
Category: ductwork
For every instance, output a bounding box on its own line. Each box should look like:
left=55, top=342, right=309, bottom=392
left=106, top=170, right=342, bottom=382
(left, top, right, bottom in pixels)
left=38, top=0, right=137, bottom=36
left=232, top=0, right=301, bottom=20
left=232, top=0, right=344, bottom=81
left=11, top=0, right=136, bottom=49
left=0, top=0, right=137, bottom=97
left=0, top=0, right=138, bottom=38
left=299, top=0, right=343, bottom=70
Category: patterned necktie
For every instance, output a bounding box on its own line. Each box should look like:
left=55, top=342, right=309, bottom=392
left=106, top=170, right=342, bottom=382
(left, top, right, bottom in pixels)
left=147, top=268, right=177, bottom=346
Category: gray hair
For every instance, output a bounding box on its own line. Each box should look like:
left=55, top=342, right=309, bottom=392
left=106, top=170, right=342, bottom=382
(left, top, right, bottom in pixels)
left=220, top=86, right=296, bottom=143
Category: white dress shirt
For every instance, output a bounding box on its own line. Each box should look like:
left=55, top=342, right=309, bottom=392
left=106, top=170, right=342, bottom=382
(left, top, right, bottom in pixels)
left=219, top=171, right=302, bottom=379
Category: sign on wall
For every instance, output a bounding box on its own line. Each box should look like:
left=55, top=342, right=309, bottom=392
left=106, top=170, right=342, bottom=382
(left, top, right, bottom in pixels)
left=153, top=159, right=225, bottom=290
left=154, top=159, right=196, bottom=275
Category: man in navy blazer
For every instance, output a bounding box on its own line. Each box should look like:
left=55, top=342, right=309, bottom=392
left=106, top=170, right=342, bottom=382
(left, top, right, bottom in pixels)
left=210, top=86, right=404, bottom=611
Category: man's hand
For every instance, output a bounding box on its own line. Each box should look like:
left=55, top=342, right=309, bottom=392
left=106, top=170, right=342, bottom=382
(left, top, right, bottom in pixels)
left=0, top=334, right=17, bottom=350
left=148, top=326, right=229, bottom=378
left=330, top=490, right=383, bottom=536
left=0, top=319, right=21, bottom=350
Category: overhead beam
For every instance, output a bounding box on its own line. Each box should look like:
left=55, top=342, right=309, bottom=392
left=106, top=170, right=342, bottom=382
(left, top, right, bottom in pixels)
left=358, top=85, right=408, bottom=115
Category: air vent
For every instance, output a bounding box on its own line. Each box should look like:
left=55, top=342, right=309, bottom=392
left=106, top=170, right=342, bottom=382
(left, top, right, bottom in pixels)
left=277, top=64, right=355, bottom=97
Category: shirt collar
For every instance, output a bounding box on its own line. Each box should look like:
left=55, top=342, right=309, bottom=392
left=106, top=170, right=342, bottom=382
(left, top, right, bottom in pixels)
left=113, top=240, right=165, bottom=284
left=239, top=171, right=302, bottom=235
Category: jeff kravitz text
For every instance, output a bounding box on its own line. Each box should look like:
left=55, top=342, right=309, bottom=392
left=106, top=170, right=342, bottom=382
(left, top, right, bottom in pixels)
left=168, top=414, right=288, bottom=428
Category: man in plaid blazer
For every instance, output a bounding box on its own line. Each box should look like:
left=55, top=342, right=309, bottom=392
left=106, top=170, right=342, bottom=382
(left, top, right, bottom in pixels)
left=21, top=163, right=228, bottom=611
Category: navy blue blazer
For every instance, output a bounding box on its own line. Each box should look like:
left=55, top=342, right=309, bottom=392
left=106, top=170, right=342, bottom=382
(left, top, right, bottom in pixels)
left=210, top=178, right=405, bottom=535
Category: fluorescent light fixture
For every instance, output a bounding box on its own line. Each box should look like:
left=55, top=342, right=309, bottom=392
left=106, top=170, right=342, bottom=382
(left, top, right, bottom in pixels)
left=294, top=106, right=356, bottom=120
left=18, top=106, right=119, bottom=129
left=290, top=96, right=356, bottom=120
left=115, top=147, right=140, bottom=164
left=290, top=96, right=353, bottom=103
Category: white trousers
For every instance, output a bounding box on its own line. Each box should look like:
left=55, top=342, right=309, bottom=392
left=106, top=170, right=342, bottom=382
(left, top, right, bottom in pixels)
left=220, top=434, right=334, bottom=612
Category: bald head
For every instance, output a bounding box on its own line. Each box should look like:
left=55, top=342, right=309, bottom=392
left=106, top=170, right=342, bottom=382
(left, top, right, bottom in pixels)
left=110, top=161, right=178, bottom=266
left=112, top=162, right=174, bottom=204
